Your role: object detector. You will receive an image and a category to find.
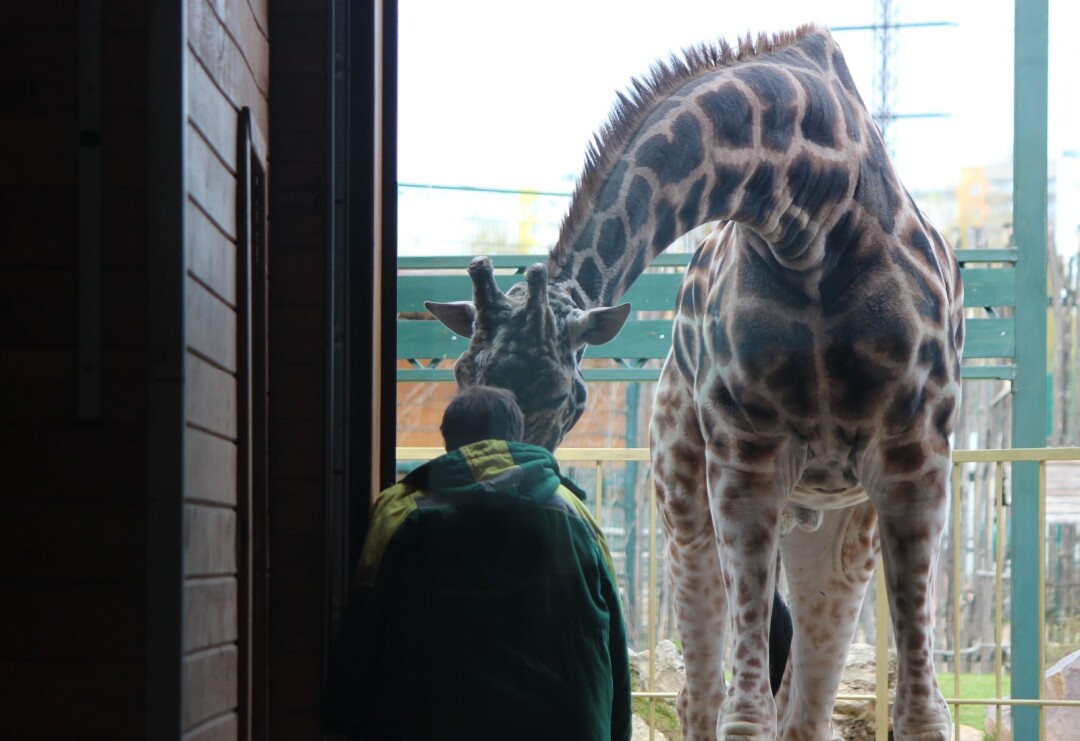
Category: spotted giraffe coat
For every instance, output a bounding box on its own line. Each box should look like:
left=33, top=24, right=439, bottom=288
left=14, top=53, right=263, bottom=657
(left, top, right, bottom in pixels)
left=427, top=24, right=963, bottom=740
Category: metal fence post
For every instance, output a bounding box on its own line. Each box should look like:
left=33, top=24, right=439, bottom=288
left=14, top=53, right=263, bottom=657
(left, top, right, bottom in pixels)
left=1011, top=4, right=1050, bottom=736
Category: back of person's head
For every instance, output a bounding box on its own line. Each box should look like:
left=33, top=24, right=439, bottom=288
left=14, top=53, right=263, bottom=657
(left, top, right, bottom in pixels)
left=440, top=385, right=525, bottom=451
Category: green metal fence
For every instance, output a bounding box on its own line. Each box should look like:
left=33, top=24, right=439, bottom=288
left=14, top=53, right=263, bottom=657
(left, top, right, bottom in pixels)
left=397, top=248, right=1021, bottom=383
left=397, top=445, right=1080, bottom=740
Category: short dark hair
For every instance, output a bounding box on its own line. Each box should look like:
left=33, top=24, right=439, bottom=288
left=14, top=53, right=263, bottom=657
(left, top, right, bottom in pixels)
left=440, top=385, right=525, bottom=451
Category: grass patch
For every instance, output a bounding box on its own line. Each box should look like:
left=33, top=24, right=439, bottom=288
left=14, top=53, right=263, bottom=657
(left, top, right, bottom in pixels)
left=632, top=696, right=681, bottom=738
left=938, top=673, right=1011, bottom=733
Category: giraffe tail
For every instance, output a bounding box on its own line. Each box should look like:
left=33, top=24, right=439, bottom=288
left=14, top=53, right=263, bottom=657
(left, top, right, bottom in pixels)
left=768, top=588, right=793, bottom=695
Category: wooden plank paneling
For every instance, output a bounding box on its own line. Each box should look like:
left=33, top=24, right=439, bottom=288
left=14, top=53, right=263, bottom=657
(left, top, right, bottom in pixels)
left=265, top=191, right=324, bottom=246
left=185, top=712, right=239, bottom=741
left=186, top=126, right=237, bottom=239
left=267, top=305, right=322, bottom=358
left=270, top=246, right=322, bottom=304
left=268, top=3, right=327, bottom=737
left=188, top=47, right=239, bottom=170
left=246, top=0, right=270, bottom=39
left=0, top=21, right=78, bottom=110
left=268, top=420, right=321, bottom=479
left=269, top=478, right=321, bottom=534
left=0, top=425, right=144, bottom=502
left=187, top=0, right=268, bottom=140
left=0, top=268, right=77, bottom=345
left=265, top=361, right=321, bottom=421
left=0, top=503, right=144, bottom=582
left=187, top=199, right=236, bottom=306
left=0, top=660, right=142, bottom=738
left=0, top=186, right=78, bottom=265
left=0, top=111, right=77, bottom=186
left=103, top=188, right=148, bottom=268
left=267, top=653, right=319, bottom=712
left=182, top=3, right=273, bottom=736
left=266, top=533, right=319, bottom=593
left=268, top=15, right=322, bottom=73
left=183, top=645, right=239, bottom=730
left=102, top=108, right=148, bottom=188
left=101, top=23, right=148, bottom=109
left=1, top=3, right=152, bottom=739
left=102, top=268, right=149, bottom=348
left=185, top=425, right=238, bottom=506
left=187, top=275, right=237, bottom=371
left=185, top=577, right=238, bottom=651
left=265, top=71, right=321, bottom=134
left=218, top=0, right=269, bottom=96
left=0, top=583, right=143, bottom=660
left=0, top=348, right=75, bottom=422
left=185, top=352, right=237, bottom=439
left=184, top=504, right=237, bottom=577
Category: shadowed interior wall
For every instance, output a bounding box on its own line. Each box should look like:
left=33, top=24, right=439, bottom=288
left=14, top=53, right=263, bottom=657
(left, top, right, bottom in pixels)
left=0, top=1, right=377, bottom=736
left=267, top=1, right=329, bottom=736
left=0, top=2, right=148, bottom=736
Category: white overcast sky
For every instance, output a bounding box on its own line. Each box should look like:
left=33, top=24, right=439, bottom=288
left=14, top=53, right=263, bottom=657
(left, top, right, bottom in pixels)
left=397, top=0, right=1080, bottom=194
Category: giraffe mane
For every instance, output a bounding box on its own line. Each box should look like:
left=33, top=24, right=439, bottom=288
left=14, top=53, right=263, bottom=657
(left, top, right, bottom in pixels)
left=551, top=23, right=822, bottom=265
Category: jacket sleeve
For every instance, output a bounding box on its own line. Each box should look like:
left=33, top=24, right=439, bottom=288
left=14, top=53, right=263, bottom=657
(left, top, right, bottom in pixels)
left=600, top=542, right=633, bottom=741
left=325, top=485, right=419, bottom=733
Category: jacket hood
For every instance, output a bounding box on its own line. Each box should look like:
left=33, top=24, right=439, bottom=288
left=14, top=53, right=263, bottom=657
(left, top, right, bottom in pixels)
left=402, top=439, right=585, bottom=505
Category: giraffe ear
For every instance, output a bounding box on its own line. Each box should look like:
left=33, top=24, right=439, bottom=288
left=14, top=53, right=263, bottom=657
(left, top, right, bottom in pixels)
left=424, top=301, right=476, bottom=338
left=570, top=303, right=631, bottom=346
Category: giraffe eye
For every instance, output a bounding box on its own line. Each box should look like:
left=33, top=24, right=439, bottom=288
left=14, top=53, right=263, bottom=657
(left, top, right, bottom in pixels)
left=539, top=394, right=568, bottom=410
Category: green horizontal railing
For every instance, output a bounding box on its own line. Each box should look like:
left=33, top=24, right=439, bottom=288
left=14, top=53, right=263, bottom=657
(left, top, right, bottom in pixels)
left=394, top=444, right=1080, bottom=741
left=398, top=249, right=1020, bottom=382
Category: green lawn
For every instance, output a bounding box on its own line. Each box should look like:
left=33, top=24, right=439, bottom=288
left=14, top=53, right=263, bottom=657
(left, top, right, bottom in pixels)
left=938, top=673, right=1012, bottom=735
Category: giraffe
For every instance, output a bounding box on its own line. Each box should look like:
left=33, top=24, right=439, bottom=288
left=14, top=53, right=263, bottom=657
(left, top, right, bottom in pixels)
left=425, top=24, right=963, bottom=740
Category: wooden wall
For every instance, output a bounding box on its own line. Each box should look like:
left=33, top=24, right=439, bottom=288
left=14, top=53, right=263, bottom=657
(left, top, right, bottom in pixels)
left=0, top=2, right=148, bottom=736
left=1, top=1, right=339, bottom=736
left=266, top=1, right=329, bottom=736
left=183, top=0, right=269, bottom=738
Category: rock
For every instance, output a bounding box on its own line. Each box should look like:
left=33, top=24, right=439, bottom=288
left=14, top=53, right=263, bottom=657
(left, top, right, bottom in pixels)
left=626, top=640, right=909, bottom=740
left=832, top=643, right=897, bottom=741
left=985, top=647, right=1080, bottom=741
left=629, top=639, right=686, bottom=695
left=632, top=712, right=668, bottom=741
left=629, top=640, right=684, bottom=740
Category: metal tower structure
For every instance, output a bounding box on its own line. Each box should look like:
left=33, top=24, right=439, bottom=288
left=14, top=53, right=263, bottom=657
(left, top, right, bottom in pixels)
left=873, top=0, right=900, bottom=156
left=832, top=4, right=954, bottom=159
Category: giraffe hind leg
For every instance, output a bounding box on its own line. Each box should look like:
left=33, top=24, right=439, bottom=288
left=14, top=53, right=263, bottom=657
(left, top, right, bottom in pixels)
left=650, top=377, right=730, bottom=741
left=776, top=501, right=878, bottom=740
left=871, top=472, right=953, bottom=739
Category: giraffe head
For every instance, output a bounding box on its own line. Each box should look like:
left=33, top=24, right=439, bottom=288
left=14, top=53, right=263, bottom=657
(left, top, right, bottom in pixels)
left=425, top=257, right=631, bottom=451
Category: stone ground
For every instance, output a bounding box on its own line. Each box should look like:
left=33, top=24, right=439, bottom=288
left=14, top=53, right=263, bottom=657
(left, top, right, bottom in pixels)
left=628, top=640, right=994, bottom=740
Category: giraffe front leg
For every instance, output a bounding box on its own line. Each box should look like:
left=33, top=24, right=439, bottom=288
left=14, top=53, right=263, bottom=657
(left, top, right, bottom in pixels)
left=709, top=462, right=790, bottom=740
left=776, top=501, right=878, bottom=741
left=652, top=384, right=727, bottom=741
left=870, top=460, right=953, bottom=741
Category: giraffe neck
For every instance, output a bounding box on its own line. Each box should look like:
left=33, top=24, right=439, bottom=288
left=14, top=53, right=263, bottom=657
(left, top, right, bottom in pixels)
left=547, top=25, right=901, bottom=310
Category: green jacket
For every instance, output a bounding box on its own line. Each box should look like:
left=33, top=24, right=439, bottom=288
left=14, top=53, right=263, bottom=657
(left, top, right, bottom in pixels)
left=326, top=440, right=632, bottom=741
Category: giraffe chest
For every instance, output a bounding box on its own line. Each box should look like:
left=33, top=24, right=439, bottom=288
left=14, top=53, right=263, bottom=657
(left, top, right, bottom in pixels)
left=678, top=289, right=914, bottom=434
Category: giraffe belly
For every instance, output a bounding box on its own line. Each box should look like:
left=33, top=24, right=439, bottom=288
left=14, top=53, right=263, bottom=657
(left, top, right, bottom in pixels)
left=790, top=458, right=868, bottom=510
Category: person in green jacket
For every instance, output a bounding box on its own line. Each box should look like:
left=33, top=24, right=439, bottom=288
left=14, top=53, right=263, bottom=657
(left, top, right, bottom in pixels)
left=326, top=385, right=632, bottom=741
